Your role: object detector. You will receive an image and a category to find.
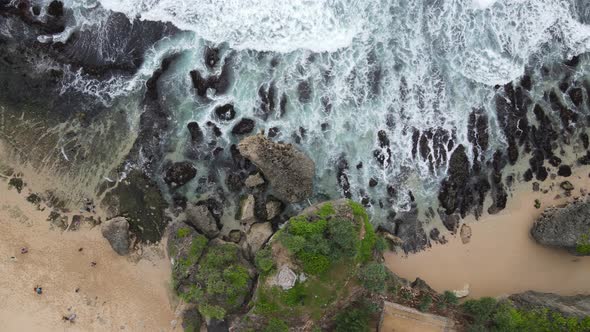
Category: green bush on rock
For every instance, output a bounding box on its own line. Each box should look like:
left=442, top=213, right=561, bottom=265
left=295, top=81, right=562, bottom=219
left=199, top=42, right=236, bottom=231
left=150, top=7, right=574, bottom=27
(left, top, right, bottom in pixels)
left=358, top=262, right=388, bottom=293
left=576, top=233, right=590, bottom=255
left=461, top=297, right=590, bottom=331
left=244, top=200, right=383, bottom=330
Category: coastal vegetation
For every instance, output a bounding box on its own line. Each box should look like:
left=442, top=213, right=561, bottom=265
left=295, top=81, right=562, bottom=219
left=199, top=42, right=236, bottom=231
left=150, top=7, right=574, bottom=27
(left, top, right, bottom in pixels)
left=461, top=297, right=590, bottom=331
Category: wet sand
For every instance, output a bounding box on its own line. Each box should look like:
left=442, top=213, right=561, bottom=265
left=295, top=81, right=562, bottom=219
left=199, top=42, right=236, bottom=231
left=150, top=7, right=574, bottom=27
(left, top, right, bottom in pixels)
left=0, top=182, right=179, bottom=331
left=386, top=169, right=590, bottom=299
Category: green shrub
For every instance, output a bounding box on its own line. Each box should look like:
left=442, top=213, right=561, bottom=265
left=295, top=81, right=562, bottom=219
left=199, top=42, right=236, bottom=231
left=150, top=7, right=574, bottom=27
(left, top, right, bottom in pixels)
left=255, top=248, right=275, bottom=274
left=263, top=318, right=289, bottom=332
left=280, top=204, right=367, bottom=275
left=358, top=263, right=388, bottom=293
left=179, top=285, right=204, bottom=303
left=328, top=218, right=360, bottom=259
left=317, top=202, right=336, bottom=218
left=418, top=294, right=432, bottom=312
left=176, top=234, right=208, bottom=272
left=177, top=227, right=191, bottom=238
left=198, top=303, right=226, bottom=320
left=281, top=282, right=306, bottom=306
left=374, top=236, right=389, bottom=253
left=576, top=233, right=590, bottom=255
left=334, top=306, right=371, bottom=332
left=189, top=244, right=253, bottom=317
left=281, top=234, right=306, bottom=253
left=349, top=201, right=376, bottom=262
left=442, top=290, right=459, bottom=306
left=254, top=288, right=280, bottom=315
left=298, top=252, right=330, bottom=275
left=289, top=216, right=327, bottom=237
left=461, top=297, right=498, bottom=325
left=491, top=302, right=590, bottom=332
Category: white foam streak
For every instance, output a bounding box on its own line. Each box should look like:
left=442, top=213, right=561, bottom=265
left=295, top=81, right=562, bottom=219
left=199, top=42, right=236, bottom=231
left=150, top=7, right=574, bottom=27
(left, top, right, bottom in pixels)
left=97, top=0, right=362, bottom=53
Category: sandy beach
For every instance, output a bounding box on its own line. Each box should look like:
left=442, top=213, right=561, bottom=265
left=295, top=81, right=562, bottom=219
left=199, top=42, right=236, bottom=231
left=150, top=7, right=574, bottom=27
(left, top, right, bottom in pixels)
left=386, top=167, right=590, bottom=299
left=0, top=180, right=179, bottom=332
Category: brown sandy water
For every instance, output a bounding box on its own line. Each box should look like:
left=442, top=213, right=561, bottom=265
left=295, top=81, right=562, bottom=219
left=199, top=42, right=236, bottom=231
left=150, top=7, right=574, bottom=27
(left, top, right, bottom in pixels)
left=0, top=180, right=179, bottom=331
left=386, top=168, right=590, bottom=299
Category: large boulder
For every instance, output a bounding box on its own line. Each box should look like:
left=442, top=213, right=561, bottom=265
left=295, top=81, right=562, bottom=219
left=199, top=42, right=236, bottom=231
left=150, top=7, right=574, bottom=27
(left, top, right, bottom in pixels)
left=509, top=291, right=590, bottom=319
left=164, top=161, right=197, bottom=188
left=531, top=200, right=590, bottom=255
left=101, top=217, right=130, bottom=255
left=246, top=222, right=273, bottom=256
left=238, top=134, right=315, bottom=203
left=185, top=205, right=220, bottom=239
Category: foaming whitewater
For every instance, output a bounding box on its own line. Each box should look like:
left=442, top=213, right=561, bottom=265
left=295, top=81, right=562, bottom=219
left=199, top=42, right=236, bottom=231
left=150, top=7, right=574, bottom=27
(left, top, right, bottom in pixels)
left=35, top=0, right=590, bottom=217
left=96, top=0, right=362, bottom=53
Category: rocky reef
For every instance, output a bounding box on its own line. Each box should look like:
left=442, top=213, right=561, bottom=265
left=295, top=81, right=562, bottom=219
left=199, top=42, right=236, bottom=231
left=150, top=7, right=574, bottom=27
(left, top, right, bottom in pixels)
left=531, top=199, right=590, bottom=255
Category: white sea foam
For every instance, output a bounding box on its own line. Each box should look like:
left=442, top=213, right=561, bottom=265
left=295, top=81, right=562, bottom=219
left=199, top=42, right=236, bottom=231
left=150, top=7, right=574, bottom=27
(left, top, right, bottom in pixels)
left=96, top=0, right=362, bottom=53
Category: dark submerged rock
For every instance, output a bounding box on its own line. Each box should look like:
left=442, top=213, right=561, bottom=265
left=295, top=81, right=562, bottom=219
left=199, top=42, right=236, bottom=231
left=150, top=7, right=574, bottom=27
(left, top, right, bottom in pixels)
left=557, top=165, right=572, bottom=177
left=164, top=161, right=197, bottom=188
left=214, top=104, right=236, bottom=121
left=231, top=118, right=255, bottom=135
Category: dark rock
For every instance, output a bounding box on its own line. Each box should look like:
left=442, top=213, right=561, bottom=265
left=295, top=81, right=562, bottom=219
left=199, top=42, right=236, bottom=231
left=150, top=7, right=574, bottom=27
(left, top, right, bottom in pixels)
left=580, top=133, right=589, bottom=150
left=440, top=213, right=459, bottom=233
left=187, top=122, right=203, bottom=143
left=238, top=134, right=314, bottom=203
left=520, top=74, right=532, bottom=91
left=226, top=230, right=242, bottom=243
left=429, top=228, right=447, bottom=244
left=164, top=161, right=197, bottom=188
left=509, top=291, right=590, bottom=319
left=47, top=1, right=63, bottom=18
left=568, top=88, right=584, bottom=108
left=438, top=145, right=470, bottom=215
left=214, top=104, right=235, bottom=121
left=185, top=205, right=220, bottom=239
left=204, top=47, right=220, bottom=68
left=181, top=307, right=202, bottom=332
left=101, top=217, right=130, bottom=255
left=231, top=118, right=255, bottom=135
left=381, top=204, right=429, bottom=253
left=102, top=170, right=168, bottom=243
left=298, top=80, right=312, bottom=103
left=548, top=156, right=562, bottom=167
left=369, top=178, right=378, bottom=187
left=531, top=200, right=590, bottom=255
left=560, top=181, right=574, bottom=191
left=195, top=198, right=224, bottom=223
left=532, top=182, right=540, bottom=192
left=578, top=151, right=590, bottom=165
left=207, top=319, right=229, bottom=332
left=536, top=167, right=548, bottom=181
left=523, top=169, right=533, bottom=182
left=558, top=165, right=572, bottom=177
left=189, top=61, right=232, bottom=98
left=336, top=156, right=352, bottom=199
left=268, top=127, right=280, bottom=138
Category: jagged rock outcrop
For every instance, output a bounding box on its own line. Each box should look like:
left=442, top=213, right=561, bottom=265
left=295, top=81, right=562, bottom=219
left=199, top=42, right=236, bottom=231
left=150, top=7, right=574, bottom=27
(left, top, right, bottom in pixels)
left=509, top=291, right=590, bottom=319
left=531, top=200, right=590, bottom=255
left=185, top=204, right=220, bottom=239
left=238, top=134, right=314, bottom=203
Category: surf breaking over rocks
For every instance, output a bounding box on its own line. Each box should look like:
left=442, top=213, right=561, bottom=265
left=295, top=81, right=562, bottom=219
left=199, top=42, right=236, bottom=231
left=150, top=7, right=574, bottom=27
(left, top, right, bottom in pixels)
left=1, top=0, right=590, bottom=252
